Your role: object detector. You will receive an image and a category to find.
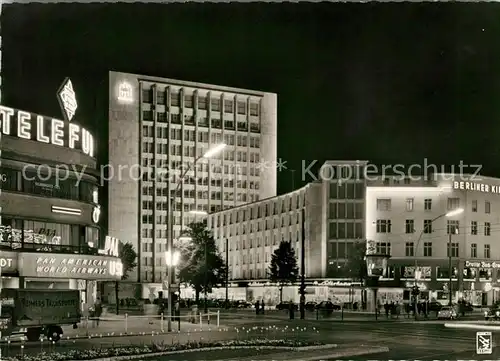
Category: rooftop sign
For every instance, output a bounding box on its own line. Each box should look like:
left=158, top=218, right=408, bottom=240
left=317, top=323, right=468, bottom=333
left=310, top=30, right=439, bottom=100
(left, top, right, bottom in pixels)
left=453, top=181, right=500, bottom=194
left=0, top=105, right=94, bottom=157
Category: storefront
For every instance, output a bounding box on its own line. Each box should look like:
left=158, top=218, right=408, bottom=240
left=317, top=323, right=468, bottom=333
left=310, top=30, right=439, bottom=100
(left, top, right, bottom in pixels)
left=0, top=250, right=123, bottom=307
left=376, top=259, right=500, bottom=306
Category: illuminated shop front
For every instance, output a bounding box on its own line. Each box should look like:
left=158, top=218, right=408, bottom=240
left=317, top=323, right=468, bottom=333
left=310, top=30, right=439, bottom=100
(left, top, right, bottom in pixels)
left=0, top=78, right=124, bottom=306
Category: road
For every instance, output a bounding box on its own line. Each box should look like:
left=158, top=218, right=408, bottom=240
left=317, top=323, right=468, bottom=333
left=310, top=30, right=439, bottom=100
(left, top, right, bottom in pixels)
left=4, top=309, right=499, bottom=360
left=217, top=311, right=500, bottom=360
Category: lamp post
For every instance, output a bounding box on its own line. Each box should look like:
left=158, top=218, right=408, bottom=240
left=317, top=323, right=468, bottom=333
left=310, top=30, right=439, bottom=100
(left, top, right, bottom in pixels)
left=166, top=143, right=226, bottom=332
left=412, top=207, right=463, bottom=319
left=164, top=250, right=180, bottom=329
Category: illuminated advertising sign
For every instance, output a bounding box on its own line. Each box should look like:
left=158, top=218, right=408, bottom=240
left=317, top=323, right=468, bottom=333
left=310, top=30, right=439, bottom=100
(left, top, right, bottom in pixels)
left=57, top=78, right=78, bottom=122
left=465, top=260, right=500, bottom=269
left=453, top=181, right=500, bottom=194
left=117, top=82, right=133, bottom=103
left=0, top=105, right=95, bottom=157
left=0, top=252, right=18, bottom=273
left=21, top=253, right=123, bottom=280
left=98, top=236, right=119, bottom=257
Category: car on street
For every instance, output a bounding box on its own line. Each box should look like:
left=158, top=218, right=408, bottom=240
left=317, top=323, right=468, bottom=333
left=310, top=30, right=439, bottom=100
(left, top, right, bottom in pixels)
left=305, top=301, right=317, bottom=311
left=276, top=302, right=298, bottom=311
left=428, top=301, right=443, bottom=312
left=484, top=307, right=500, bottom=321
left=316, top=301, right=341, bottom=311
left=437, top=306, right=458, bottom=320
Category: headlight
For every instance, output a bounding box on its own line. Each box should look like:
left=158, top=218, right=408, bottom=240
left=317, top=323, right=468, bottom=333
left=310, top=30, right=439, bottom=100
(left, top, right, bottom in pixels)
left=485, top=311, right=489, bottom=316
left=495, top=311, right=499, bottom=317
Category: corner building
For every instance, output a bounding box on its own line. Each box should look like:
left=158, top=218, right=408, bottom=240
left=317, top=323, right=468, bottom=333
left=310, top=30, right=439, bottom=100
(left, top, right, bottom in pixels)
left=0, top=105, right=122, bottom=305
left=107, top=71, right=277, bottom=295
left=366, top=174, right=500, bottom=306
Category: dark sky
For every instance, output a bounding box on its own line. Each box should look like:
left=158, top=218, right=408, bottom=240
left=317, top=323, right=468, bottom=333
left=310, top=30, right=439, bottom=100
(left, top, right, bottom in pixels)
left=3, top=4, right=500, bottom=194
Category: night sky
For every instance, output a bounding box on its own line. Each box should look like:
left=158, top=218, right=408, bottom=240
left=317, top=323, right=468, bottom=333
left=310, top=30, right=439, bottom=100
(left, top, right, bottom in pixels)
left=3, top=4, right=500, bottom=194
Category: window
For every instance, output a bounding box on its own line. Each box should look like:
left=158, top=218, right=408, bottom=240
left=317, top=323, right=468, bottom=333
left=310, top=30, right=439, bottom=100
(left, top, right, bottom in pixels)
left=447, top=242, right=459, bottom=257
left=485, top=201, right=491, bottom=214
left=376, top=242, right=391, bottom=255
left=466, top=219, right=479, bottom=237
left=405, top=219, right=414, bottom=234
left=237, top=101, right=246, bottom=115
left=471, top=243, right=477, bottom=258
left=485, top=222, right=491, bottom=236
left=447, top=220, right=459, bottom=235
left=423, top=220, right=432, bottom=234
left=484, top=244, right=491, bottom=259
left=376, top=199, right=391, bottom=211
left=423, top=242, right=432, bottom=257
left=405, top=242, right=414, bottom=257
left=224, top=99, right=234, bottom=113
left=184, top=95, right=193, bottom=108
left=406, top=198, right=414, bottom=211
left=250, top=102, right=259, bottom=116
left=376, top=220, right=391, bottom=233
left=424, top=199, right=432, bottom=210
left=171, top=92, right=180, bottom=106
left=198, top=95, right=207, bottom=110
left=211, top=98, right=221, bottom=111
left=447, top=197, right=460, bottom=210
left=472, top=200, right=477, bottom=212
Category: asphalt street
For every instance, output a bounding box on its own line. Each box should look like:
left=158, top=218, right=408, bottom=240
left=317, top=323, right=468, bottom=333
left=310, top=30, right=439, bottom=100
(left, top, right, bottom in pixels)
left=218, top=312, right=500, bottom=360
left=4, top=309, right=499, bottom=360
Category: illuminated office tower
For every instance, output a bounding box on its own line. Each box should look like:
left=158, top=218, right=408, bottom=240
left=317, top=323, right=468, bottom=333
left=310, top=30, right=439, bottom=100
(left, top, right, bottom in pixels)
left=108, top=71, right=277, bottom=291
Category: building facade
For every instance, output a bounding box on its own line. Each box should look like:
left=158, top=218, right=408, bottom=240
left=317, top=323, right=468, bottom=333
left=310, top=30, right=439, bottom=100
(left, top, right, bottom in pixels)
left=107, top=71, right=277, bottom=293
left=205, top=160, right=500, bottom=307
left=366, top=174, right=500, bottom=306
left=0, top=105, right=122, bottom=306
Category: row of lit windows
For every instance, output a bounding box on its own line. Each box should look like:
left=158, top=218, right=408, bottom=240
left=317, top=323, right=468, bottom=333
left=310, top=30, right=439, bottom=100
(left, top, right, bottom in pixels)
left=141, top=112, right=260, bottom=133
left=376, top=197, right=491, bottom=214
left=376, top=219, right=492, bottom=236
left=210, top=193, right=305, bottom=227
left=141, top=88, right=261, bottom=117
left=140, top=160, right=261, bottom=178
left=141, top=128, right=261, bottom=149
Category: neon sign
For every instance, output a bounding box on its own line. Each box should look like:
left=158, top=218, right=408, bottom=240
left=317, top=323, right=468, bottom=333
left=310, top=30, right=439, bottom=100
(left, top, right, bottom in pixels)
left=99, top=236, right=119, bottom=257
left=453, top=181, right=500, bottom=194
left=117, top=82, right=133, bottom=103
left=57, top=78, right=78, bottom=122
left=92, top=207, right=101, bottom=224
left=0, top=105, right=94, bottom=157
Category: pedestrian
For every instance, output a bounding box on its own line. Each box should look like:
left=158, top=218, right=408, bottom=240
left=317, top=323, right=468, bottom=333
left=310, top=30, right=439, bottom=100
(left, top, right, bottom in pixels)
left=289, top=301, right=295, bottom=320
left=94, top=297, right=103, bottom=327
left=384, top=302, right=389, bottom=318
left=261, top=299, right=265, bottom=315
left=255, top=300, right=260, bottom=315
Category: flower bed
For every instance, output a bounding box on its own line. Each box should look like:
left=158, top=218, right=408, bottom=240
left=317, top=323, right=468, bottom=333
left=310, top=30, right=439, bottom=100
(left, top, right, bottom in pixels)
left=4, top=339, right=325, bottom=361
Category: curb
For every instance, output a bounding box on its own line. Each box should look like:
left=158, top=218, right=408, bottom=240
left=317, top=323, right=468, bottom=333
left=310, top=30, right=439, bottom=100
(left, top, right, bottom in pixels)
left=65, top=344, right=339, bottom=361
left=445, top=322, right=500, bottom=331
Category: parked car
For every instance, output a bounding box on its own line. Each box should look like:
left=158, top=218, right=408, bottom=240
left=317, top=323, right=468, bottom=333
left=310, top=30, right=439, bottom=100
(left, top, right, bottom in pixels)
left=428, top=302, right=443, bottom=312
left=437, top=306, right=458, bottom=320
left=316, top=301, right=341, bottom=311
left=236, top=300, right=253, bottom=308
left=276, top=302, right=298, bottom=311
left=484, top=307, right=500, bottom=321
left=305, top=302, right=317, bottom=311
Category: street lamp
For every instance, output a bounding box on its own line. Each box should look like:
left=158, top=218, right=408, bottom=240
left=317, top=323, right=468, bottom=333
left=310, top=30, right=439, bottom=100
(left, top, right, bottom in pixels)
left=164, top=250, right=180, bottom=330
left=166, top=143, right=226, bottom=332
left=413, top=207, right=464, bottom=318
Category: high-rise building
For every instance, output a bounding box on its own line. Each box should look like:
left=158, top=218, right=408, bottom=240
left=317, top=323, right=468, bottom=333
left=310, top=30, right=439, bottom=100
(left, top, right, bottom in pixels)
left=107, top=71, right=277, bottom=293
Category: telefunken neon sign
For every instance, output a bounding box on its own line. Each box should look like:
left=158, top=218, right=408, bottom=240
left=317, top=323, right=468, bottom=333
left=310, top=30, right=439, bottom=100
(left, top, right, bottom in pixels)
left=453, top=181, right=500, bottom=194
left=0, top=105, right=95, bottom=157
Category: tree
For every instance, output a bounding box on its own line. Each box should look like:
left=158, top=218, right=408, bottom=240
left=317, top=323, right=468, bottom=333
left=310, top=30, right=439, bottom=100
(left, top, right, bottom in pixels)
left=115, top=242, right=137, bottom=315
left=268, top=240, right=299, bottom=303
left=177, top=222, right=227, bottom=304
left=341, top=240, right=368, bottom=308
